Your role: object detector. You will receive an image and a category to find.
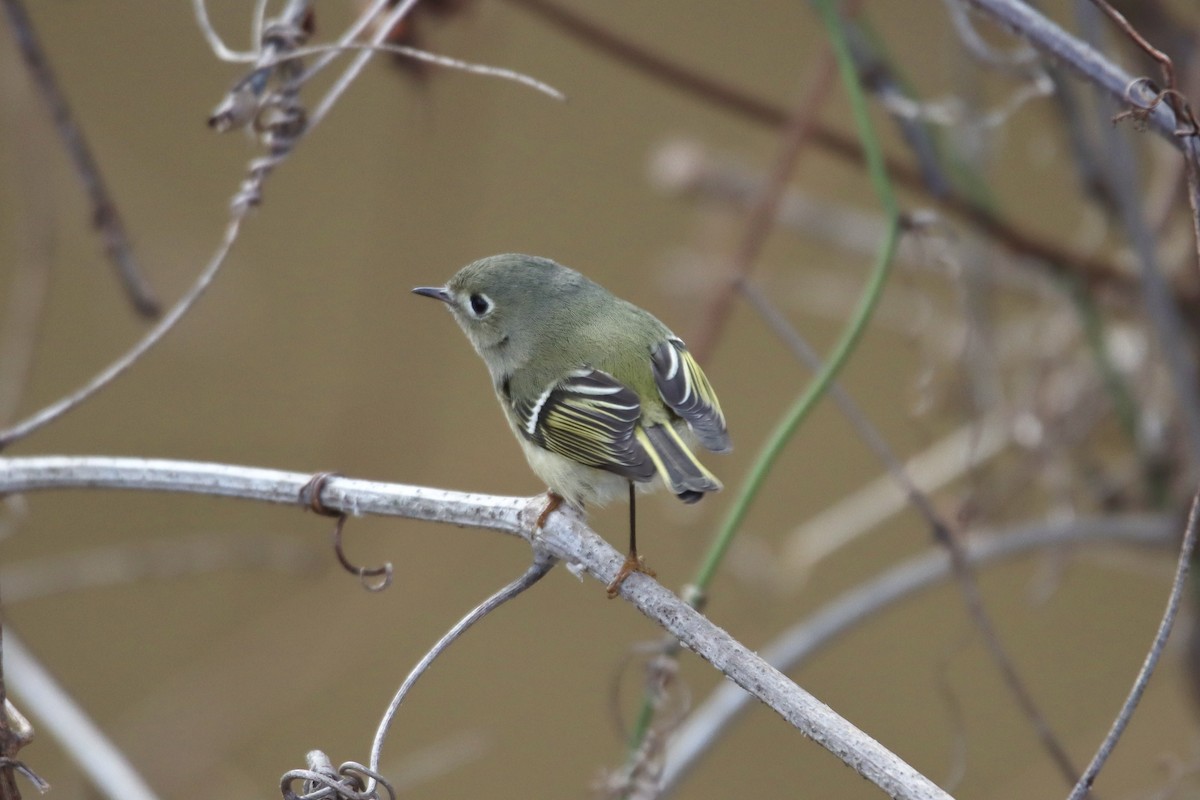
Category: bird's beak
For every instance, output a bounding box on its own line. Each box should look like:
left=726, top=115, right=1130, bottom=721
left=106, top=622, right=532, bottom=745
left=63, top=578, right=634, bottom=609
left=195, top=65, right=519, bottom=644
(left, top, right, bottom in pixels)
left=412, top=286, right=453, bottom=304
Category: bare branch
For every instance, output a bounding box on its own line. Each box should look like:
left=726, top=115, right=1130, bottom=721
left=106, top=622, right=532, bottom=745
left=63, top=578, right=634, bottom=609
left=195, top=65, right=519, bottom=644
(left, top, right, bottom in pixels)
left=1074, top=6, right=1200, bottom=469
left=738, top=277, right=1082, bottom=785
left=0, top=455, right=952, bottom=800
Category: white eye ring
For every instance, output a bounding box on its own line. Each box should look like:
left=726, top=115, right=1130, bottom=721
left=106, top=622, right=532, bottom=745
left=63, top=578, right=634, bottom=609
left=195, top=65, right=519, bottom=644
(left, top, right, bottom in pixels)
left=467, top=292, right=493, bottom=317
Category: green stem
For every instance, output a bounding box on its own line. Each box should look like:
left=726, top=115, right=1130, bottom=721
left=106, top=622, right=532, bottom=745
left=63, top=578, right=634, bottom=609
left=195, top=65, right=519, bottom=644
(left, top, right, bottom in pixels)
left=624, top=0, right=903, bottom=760
left=694, top=0, right=900, bottom=590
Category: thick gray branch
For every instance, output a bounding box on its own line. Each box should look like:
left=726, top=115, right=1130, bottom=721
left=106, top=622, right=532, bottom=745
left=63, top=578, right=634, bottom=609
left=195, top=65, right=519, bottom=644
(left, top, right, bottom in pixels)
left=0, top=455, right=951, bottom=800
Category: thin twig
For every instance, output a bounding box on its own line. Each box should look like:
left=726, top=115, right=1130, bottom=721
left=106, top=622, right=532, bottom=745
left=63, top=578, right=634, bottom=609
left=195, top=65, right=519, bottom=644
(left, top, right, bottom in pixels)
left=0, top=0, right=159, bottom=318
left=650, top=142, right=1053, bottom=298
left=236, top=40, right=566, bottom=101
left=307, top=0, right=421, bottom=130
left=939, top=520, right=1084, bottom=785
left=0, top=455, right=953, bottom=800
left=660, top=514, right=1176, bottom=796
left=1066, top=490, right=1200, bottom=800
left=0, top=216, right=243, bottom=451
left=958, top=0, right=1187, bottom=143
left=740, top=281, right=1006, bottom=578
left=941, top=0, right=1040, bottom=70
left=291, top=0, right=389, bottom=90
left=367, top=555, right=557, bottom=789
left=741, top=279, right=958, bottom=525
left=1087, top=0, right=1177, bottom=99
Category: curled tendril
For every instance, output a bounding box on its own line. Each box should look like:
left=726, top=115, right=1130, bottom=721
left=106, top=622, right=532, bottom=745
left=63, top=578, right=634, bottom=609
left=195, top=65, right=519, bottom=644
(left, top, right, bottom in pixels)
left=280, top=754, right=395, bottom=800
left=300, top=472, right=394, bottom=592
left=300, top=471, right=343, bottom=516
left=1117, top=78, right=1199, bottom=136
left=333, top=513, right=394, bottom=592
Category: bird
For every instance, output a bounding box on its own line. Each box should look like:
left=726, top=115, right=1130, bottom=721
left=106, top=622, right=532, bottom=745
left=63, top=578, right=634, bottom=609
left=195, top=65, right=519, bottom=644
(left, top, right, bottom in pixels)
left=413, top=253, right=730, bottom=596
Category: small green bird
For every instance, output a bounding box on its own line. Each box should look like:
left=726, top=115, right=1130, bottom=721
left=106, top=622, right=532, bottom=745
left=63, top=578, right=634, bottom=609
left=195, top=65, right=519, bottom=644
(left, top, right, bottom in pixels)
left=414, top=253, right=730, bottom=595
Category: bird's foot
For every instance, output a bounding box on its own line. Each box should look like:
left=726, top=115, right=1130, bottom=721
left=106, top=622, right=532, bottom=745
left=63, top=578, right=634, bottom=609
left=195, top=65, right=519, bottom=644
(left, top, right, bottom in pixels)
left=606, top=551, right=656, bottom=598
left=535, top=491, right=565, bottom=530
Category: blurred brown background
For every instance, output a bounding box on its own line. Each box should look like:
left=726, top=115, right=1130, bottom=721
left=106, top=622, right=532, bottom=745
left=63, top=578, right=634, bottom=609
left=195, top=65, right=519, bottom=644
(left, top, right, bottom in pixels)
left=1, top=1, right=1197, bottom=798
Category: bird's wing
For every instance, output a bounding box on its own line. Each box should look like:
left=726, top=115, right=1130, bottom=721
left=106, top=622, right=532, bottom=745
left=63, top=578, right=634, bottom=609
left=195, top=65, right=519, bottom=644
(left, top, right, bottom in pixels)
left=650, top=337, right=731, bottom=453
left=511, top=368, right=657, bottom=481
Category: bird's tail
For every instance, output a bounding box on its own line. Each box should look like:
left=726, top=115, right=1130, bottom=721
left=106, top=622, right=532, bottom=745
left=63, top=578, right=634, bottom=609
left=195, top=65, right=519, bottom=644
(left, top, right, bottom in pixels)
left=636, top=424, right=723, bottom=503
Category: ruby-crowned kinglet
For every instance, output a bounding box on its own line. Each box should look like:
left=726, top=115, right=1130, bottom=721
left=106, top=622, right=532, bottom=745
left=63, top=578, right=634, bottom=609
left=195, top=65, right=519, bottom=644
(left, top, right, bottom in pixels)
left=414, top=253, right=731, bottom=595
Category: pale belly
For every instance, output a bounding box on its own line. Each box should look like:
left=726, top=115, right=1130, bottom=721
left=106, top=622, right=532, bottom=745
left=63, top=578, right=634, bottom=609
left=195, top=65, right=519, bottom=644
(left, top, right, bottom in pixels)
left=517, top=438, right=662, bottom=508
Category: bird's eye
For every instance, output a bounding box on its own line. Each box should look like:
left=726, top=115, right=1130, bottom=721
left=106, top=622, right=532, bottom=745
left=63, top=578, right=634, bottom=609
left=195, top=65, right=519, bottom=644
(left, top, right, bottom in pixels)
left=468, top=293, right=492, bottom=317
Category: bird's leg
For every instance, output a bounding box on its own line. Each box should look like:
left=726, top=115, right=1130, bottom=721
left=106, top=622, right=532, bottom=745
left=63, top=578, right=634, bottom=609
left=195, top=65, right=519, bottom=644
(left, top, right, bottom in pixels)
left=535, top=490, right=565, bottom=529
left=606, top=482, right=656, bottom=598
